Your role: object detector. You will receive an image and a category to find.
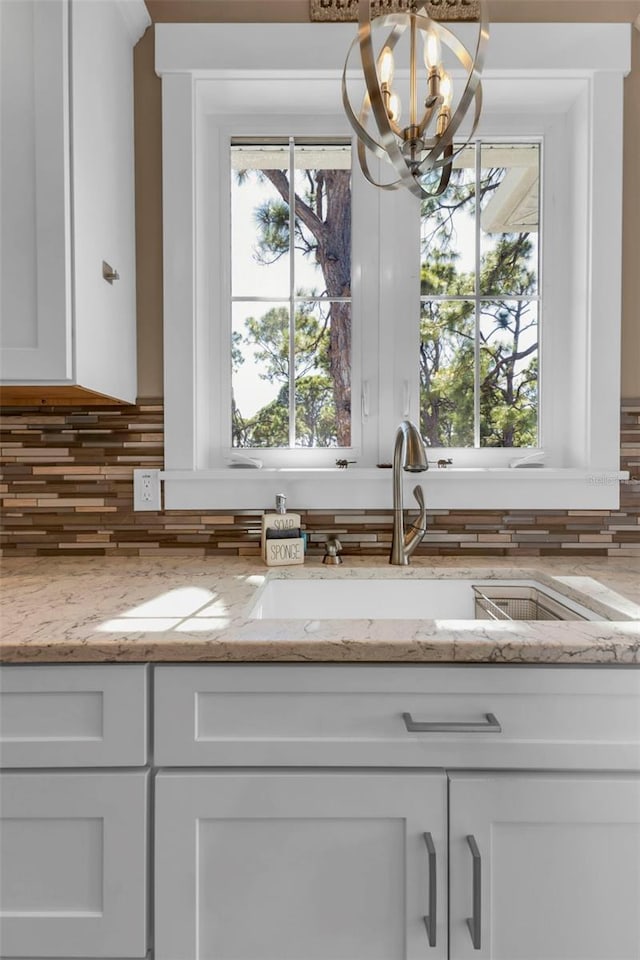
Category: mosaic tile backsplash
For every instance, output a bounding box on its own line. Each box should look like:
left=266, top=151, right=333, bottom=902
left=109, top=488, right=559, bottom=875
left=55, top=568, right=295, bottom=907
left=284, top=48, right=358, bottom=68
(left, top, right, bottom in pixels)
left=1, top=401, right=639, bottom=557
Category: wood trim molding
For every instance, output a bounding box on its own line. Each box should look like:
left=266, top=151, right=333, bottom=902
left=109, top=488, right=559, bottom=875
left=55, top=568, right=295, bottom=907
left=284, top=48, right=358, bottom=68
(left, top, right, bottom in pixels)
left=0, top=386, right=129, bottom=407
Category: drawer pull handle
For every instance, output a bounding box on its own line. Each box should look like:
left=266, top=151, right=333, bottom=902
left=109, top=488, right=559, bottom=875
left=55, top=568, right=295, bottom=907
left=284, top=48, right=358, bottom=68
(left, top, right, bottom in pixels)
left=402, top=712, right=502, bottom=733
left=423, top=832, right=437, bottom=947
left=466, top=835, right=482, bottom=950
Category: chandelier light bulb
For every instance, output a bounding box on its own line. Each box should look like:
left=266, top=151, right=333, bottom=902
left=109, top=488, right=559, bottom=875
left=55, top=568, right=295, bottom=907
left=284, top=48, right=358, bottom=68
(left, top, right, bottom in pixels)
left=440, top=72, right=453, bottom=109
left=388, top=91, right=401, bottom=123
left=378, top=45, right=395, bottom=86
left=424, top=31, right=442, bottom=73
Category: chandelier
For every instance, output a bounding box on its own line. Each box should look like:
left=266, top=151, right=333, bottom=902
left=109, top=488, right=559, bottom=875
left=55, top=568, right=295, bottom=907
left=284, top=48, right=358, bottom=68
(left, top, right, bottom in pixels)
left=342, top=0, right=489, bottom=199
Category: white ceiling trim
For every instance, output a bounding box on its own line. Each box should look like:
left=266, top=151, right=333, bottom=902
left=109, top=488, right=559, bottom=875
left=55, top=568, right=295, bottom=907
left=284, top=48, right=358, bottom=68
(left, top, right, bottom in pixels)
left=156, top=22, right=632, bottom=76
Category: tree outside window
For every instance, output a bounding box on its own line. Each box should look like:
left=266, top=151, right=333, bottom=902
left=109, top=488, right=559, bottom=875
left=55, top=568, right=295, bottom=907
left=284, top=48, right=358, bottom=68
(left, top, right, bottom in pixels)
left=231, top=139, right=540, bottom=451
left=231, top=139, right=352, bottom=449
left=420, top=142, right=540, bottom=448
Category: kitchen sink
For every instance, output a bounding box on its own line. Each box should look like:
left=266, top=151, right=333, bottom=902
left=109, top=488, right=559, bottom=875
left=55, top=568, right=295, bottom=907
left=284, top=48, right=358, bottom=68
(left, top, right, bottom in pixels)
left=248, top=577, right=600, bottom=621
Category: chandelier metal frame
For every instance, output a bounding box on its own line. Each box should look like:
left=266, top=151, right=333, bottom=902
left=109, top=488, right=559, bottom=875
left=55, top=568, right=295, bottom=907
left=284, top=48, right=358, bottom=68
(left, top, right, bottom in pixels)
left=342, top=0, right=489, bottom=199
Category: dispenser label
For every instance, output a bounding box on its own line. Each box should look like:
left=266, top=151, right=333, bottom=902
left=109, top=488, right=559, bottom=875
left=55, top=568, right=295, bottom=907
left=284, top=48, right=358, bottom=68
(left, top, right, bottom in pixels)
left=265, top=538, right=305, bottom=566
left=270, top=517, right=298, bottom=530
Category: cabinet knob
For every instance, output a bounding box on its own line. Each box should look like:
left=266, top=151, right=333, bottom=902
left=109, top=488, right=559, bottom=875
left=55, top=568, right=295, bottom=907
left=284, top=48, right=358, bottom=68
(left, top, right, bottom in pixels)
left=102, top=260, right=120, bottom=284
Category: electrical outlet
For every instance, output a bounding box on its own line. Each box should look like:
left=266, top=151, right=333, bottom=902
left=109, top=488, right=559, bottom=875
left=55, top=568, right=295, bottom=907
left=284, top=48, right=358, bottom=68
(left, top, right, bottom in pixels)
left=133, top=469, right=162, bottom=511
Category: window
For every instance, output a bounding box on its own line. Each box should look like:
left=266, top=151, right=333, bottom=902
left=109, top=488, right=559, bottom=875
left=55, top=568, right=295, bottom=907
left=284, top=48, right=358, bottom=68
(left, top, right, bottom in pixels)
left=230, top=138, right=352, bottom=450
left=157, top=23, right=630, bottom=509
left=227, top=135, right=542, bottom=460
left=419, top=142, right=541, bottom=449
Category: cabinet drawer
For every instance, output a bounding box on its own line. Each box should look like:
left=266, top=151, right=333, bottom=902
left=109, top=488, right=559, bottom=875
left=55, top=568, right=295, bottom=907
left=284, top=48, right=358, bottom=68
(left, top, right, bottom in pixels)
left=0, top=665, right=148, bottom=767
left=154, top=664, right=640, bottom=770
left=0, top=771, right=148, bottom=958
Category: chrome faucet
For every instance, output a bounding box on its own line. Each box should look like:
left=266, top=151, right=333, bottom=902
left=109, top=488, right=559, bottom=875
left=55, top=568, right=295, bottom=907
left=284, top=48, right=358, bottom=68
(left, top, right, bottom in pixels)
left=390, top=420, right=429, bottom=565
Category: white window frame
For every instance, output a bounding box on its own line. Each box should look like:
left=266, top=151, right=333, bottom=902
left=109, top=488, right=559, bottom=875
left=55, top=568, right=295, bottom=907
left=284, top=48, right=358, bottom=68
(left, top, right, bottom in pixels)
left=156, top=22, right=631, bottom=510
left=217, top=122, right=366, bottom=468
left=417, top=136, right=543, bottom=453
left=228, top=135, right=355, bottom=460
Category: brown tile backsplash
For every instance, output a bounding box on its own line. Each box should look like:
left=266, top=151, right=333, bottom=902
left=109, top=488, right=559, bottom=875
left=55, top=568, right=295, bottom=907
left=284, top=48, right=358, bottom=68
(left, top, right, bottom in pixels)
left=1, top=401, right=639, bottom=557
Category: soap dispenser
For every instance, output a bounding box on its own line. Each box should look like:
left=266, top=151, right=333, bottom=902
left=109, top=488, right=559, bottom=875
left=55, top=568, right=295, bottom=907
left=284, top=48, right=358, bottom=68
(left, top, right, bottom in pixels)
left=261, top=494, right=304, bottom=566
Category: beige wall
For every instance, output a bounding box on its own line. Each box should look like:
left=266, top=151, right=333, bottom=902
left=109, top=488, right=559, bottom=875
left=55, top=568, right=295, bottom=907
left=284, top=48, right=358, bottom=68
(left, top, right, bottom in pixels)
left=134, top=0, right=640, bottom=399
left=134, top=27, right=163, bottom=399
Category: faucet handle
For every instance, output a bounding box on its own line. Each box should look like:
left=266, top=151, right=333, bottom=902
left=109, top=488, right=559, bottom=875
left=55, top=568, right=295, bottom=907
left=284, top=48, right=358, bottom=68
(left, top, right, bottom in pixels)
left=323, top=537, right=343, bottom=565
left=412, top=484, right=428, bottom=533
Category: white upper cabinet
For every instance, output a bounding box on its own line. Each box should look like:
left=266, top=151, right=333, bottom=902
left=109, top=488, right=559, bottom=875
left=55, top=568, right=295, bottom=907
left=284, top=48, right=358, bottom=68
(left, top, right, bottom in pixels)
left=0, top=0, right=150, bottom=401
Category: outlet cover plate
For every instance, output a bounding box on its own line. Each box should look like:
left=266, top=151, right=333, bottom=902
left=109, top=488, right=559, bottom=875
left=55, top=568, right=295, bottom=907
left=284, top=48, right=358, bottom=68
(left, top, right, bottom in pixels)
left=133, top=469, right=162, bottom=511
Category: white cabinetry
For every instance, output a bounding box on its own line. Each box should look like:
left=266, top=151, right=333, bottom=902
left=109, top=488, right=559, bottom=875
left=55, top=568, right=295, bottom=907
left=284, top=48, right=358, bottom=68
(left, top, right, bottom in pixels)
left=0, top=664, right=148, bottom=767
left=154, top=664, right=640, bottom=960
left=0, top=0, right=149, bottom=403
left=0, top=772, right=148, bottom=959
left=1, top=662, right=639, bottom=960
left=0, top=666, right=149, bottom=959
left=156, top=771, right=447, bottom=960
left=449, top=774, right=640, bottom=960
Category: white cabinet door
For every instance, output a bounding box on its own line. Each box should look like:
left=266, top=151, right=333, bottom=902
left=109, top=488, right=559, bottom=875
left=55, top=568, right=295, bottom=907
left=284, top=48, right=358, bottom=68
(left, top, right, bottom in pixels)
left=449, top=773, right=640, bottom=960
left=0, top=771, right=148, bottom=958
left=156, top=770, right=447, bottom=960
left=0, top=0, right=71, bottom=382
left=69, top=0, right=139, bottom=403
left=0, top=0, right=147, bottom=400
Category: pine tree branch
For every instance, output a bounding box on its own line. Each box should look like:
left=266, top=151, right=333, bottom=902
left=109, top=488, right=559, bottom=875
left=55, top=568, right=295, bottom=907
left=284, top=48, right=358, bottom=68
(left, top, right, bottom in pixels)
left=262, top=169, right=327, bottom=243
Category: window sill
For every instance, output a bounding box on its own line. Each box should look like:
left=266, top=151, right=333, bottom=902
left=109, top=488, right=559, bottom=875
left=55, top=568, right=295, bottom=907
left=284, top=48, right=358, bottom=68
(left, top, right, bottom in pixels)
left=161, top=468, right=628, bottom=511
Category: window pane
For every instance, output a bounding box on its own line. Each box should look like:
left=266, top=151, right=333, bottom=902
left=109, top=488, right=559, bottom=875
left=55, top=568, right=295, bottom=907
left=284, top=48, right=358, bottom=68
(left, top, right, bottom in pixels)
left=419, top=300, right=475, bottom=447
left=293, top=144, right=352, bottom=298
left=230, top=140, right=352, bottom=451
left=420, top=145, right=476, bottom=296
left=480, top=143, right=540, bottom=297
left=294, top=300, right=351, bottom=448
left=479, top=300, right=538, bottom=447
left=231, top=301, right=290, bottom=448
left=231, top=144, right=290, bottom=299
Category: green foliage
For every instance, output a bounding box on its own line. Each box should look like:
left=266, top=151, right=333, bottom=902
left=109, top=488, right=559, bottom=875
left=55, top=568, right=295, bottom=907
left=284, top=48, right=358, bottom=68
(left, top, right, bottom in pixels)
left=233, top=376, right=338, bottom=448
left=253, top=200, right=290, bottom=263
left=241, top=305, right=329, bottom=383
left=239, top=170, right=318, bottom=265
left=231, top=330, right=244, bottom=373
left=232, top=304, right=338, bottom=448
left=234, top=151, right=540, bottom=452
left=419, top=159, right=539, bottom=449
left=420, top=299, right=475, bottom=447
left=232, top=162, right=350, bottom=448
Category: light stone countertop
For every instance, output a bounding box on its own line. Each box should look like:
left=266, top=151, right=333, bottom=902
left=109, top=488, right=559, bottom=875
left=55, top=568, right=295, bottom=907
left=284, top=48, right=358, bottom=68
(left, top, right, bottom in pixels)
left=1, top=556, right=639, bottom=665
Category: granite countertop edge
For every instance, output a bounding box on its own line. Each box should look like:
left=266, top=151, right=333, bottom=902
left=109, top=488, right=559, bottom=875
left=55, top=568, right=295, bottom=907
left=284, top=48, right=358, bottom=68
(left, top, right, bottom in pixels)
left=1, top=556, right=639, bottom=665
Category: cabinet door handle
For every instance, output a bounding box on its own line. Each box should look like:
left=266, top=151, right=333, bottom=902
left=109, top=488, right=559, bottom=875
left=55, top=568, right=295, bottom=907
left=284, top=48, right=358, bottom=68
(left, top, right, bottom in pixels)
left=402, top=712, right=502, bottom=734
left=423, top=832, right=437, bottom=947
left=466, top=835, right=482, bottom=950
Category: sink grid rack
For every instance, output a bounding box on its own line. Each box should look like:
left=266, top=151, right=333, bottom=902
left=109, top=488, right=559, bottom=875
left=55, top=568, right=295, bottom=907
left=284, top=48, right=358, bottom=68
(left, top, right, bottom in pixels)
left=472, top=585, right=587, bottom=622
